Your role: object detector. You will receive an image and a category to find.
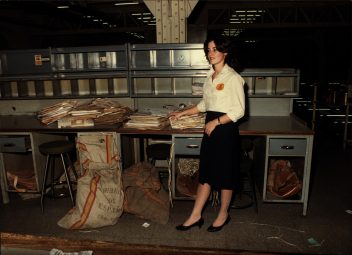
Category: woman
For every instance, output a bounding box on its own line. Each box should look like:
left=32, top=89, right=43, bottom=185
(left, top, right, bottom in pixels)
left=170, top=36, right=245, bottom=232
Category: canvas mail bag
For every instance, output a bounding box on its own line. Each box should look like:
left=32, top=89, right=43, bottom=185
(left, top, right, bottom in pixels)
left=58, top=133, right=124, bottom=229
left=122, top=162, right=170, bottom=224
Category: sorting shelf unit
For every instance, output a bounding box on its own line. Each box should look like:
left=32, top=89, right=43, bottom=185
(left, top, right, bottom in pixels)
left=0, top=45, right=129, bottom=99
left=0, top=44, right=301, bottom=99
left=129, top=43, right=210, bottom=97
left=128, top=42, right=300, bottom=98
left=51, top=45, right=128, bottom=73
left=241, top=68, right=300, bottom=97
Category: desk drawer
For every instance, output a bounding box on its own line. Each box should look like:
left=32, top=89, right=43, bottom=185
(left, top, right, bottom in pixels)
left=174, top=137, right=202, bottom=155
left=0, top=136, right=30, bottom=153
left=269, top=138, right=306, bottom=156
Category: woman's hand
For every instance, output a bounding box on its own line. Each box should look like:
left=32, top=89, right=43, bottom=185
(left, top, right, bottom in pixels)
left=204, top=119, right=218, bottom=136
left=168, top=105, right=200, bottom=121
left=168, top=111, right=184, bottom=121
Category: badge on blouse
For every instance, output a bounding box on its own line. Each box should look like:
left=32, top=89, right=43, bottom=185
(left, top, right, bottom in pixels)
left=216, top=83, right=224, bottom=90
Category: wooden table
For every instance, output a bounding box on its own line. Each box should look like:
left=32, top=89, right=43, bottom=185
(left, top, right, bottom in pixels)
left=0, top=114, right=314, bottom=215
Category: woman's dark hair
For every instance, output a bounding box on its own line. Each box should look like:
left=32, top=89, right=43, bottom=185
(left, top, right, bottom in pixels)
left=203, top=35, right=242, bottom=72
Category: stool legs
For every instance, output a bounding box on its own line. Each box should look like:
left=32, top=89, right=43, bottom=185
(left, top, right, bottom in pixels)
left=248, top=167, right=258, bottom=213
left=61, top=153, right=75, bottom=207
left=41, top=155, right=50, bottom=213
left=41, top=153, right=76, bottom=213
left=230, top=160, right=258, bottom=213
left=50, top=157, right=56, bottom=198
left=65, top=152, right=78, bottom=181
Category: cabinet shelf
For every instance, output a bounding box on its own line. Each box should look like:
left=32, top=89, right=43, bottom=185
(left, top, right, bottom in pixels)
left=0, top=76, right=129, bottom=99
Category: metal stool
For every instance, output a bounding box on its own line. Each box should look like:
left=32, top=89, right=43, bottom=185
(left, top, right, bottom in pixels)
left=39, top=140, right=77, bottom=212
left=231, top=138, right=258, bottom=213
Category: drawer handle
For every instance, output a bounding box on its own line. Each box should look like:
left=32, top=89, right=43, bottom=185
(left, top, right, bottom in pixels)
left=187, top=144, right=199, bottom=149
left=3, top=143, right=15, bottom=147
left=281, top=145, right=294, bottom=150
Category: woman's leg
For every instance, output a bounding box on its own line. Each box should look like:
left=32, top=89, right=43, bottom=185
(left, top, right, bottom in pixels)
left=181, top=182, right=211, bottom=226
left=211, top=189, right=233, bottom=227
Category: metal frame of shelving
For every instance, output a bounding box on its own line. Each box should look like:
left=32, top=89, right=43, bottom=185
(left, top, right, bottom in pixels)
left=343, top=84, right=352, bottom=149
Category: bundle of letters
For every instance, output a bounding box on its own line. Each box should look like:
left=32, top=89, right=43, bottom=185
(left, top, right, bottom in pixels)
left=170, top=113, right=205, bottom=129
left=37, top=98, right=133, bottom=127
left=124, top=112, right=170, bottom=129
left=37, top=100, right=78, bottom=125
left=91, top=98, right=134, bottom=125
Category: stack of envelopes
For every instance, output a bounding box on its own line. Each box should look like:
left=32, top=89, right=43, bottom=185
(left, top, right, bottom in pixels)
left=124, top=113, right=170, bottom=129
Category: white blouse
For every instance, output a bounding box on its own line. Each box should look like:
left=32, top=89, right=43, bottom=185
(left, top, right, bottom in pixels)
left=197, top=64, right=245, bottom=122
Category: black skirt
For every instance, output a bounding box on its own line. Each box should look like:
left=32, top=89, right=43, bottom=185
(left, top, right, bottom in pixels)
left=198, top=111, right=241, bottom=190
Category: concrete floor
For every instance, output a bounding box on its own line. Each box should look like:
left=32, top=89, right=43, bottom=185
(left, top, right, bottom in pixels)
left=1, top=132, right=351, bottom=255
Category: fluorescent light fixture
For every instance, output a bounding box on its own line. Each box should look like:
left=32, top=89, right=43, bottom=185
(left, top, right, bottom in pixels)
left=114, top=1, right=139, bottom=6
left=132, top=12, right=152, bottom=16
left=57, top=5, right=69, bottom=9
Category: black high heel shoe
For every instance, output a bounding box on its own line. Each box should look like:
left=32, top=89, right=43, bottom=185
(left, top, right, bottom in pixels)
left=207, top=215, right=231, bottom=232
left=176, top=218, right=204, bottom=231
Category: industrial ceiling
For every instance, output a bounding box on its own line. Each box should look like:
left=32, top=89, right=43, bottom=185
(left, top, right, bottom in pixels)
left=0, top=0, right=351, bottom=82
left=0, top=0, right=351, bottom=47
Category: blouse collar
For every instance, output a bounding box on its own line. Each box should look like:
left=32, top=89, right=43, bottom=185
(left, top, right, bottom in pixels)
left=210, top=63, right=230, bottom=75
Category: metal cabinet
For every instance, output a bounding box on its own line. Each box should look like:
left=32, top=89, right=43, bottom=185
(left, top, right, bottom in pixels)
left=262, top=135, right=314, bottom=215
left=0, top=133, right=68, bottom=204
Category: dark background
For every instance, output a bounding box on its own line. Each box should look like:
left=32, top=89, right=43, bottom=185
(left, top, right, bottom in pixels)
left=0, top=0, right=351, bottom=85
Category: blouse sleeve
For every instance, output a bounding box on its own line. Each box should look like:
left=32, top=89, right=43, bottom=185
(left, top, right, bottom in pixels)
left=196, top=99, right=206, bottom=112
left=226, top=75, right=245, bottom=122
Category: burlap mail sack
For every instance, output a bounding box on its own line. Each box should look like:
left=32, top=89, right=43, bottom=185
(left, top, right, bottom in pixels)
left=267, top=159, right=302, bottom=198
left=176, top=158, right=199, bottom=198
left=6, top=169, right=37, bottom=192
left=176, top=172, right=199, bottom=198
left=122, top=162, right=170, bottom=224
left=58, top=133, right=124, bottom=229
